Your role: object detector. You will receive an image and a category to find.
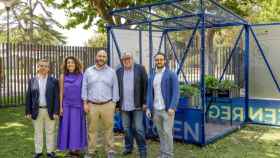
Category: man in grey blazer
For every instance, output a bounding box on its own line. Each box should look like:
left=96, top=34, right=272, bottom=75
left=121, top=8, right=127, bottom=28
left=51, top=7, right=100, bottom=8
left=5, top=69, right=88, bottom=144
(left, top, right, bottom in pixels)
left=116, top=52, right=148, bottom=158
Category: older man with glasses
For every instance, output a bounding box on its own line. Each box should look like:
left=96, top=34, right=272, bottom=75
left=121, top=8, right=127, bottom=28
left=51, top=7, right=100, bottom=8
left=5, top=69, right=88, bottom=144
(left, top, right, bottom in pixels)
left=116, top=52, right=148, bottom=158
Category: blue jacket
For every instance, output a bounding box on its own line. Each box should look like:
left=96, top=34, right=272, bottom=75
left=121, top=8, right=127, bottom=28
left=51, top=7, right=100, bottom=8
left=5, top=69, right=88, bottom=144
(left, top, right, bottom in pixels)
left=147, top=68, right=179, bottom=111
left=25, top=76, right=59, bottom=120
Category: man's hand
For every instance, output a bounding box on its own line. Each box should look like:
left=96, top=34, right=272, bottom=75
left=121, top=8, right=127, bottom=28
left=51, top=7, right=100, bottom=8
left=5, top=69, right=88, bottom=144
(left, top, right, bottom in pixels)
left=84, top=103, right=89, bottom=113
left=146, top=109, right=152, bottom=119
left=115, top=107, right=120, bottom=112
left=168, top=108, right=175, bottom=117
left=25, top=114, right=31, bottom=119
left=143, top=104, right=147, bottom=111
left=54, top=114, right=59, bottom=119
left=59, top=107, right=63, bottom=116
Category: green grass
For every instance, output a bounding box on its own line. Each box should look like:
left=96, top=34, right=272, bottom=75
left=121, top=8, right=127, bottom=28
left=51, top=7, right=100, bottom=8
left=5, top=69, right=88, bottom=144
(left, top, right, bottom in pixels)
left=0, top=96, right=24, bottom=105
left=1, top=107, right=280, bottom=158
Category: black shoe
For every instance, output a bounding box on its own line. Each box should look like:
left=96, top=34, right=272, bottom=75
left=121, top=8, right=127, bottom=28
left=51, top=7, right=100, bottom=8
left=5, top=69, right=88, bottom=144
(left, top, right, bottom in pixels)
left=47, top=152, right=57, bottom=158
left=33, top=153, right=43, bottom=158
left=122, top=150, right=132, bottom=155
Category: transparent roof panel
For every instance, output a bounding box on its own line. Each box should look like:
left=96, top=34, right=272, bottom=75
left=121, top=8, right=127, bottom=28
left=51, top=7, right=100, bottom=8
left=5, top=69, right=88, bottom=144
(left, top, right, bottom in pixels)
left=111, top=0, right=247, bottom=30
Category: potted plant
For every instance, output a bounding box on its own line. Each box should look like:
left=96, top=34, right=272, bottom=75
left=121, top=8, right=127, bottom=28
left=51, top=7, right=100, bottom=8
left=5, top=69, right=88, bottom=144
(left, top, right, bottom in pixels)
left=205, top=75, right=219, bottom=97
left=179, top=83, right=199, bottom=108
left=217, top=79, right=237, bottom=97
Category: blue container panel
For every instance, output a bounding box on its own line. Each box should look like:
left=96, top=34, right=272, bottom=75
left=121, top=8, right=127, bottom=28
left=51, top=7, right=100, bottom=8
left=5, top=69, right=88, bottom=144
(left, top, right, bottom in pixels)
left=174, top=108, right=204, bottom=144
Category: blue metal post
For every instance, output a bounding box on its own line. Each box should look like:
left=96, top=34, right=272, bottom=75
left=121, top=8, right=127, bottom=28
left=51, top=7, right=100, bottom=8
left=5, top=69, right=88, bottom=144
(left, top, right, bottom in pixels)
left=139, top=30, right=143, bottom=64
left=244, top=25, right=250, bottom=122
left=106, top=26, right=111, bottom=65
left=200, top=0, right=206, bottom=145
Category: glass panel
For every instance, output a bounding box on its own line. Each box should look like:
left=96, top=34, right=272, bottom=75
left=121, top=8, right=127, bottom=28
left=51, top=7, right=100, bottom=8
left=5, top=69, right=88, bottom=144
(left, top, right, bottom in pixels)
left=250, top=25, right=280, bottom=99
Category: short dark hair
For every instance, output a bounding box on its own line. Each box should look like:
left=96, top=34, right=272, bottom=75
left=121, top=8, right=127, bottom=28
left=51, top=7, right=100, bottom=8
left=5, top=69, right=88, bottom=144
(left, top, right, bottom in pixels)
left=154, top=52, right=166, bottom=60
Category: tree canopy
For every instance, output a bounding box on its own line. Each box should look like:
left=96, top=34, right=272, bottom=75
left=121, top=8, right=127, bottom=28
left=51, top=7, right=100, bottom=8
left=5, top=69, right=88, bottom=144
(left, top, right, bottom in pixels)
left=0, top=0, right=66, bottom=44
left=45, top=0, right=280, bottom=33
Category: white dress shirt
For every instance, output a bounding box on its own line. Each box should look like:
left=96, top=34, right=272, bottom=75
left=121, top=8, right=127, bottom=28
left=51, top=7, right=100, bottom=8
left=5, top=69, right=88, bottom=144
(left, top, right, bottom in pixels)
left=153, top=68, right=165, bottom=110
left=38, top=76, right=47, bottom=107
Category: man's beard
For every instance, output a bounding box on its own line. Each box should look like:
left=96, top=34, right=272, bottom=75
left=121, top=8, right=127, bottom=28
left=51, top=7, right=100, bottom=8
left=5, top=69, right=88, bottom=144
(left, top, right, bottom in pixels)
left=156, top=64, right=164, bottom=69
left=96, top=60, right=106, bottom=67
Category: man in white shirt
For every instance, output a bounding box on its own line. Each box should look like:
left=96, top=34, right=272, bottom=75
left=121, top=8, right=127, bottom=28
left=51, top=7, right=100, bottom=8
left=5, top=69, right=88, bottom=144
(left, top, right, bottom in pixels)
left=146, top=53, right=179, bottom=158
left=25, top=59, right=59, bottom=158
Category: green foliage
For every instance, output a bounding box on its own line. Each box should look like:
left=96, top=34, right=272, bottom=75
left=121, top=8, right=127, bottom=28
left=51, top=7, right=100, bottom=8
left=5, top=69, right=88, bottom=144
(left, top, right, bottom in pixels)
left=0, top=0, right=66, bottom=44
left=44, top=0, right=280, bottom=35
left=44, top=0, right=161, bottom=32
left=218, top=79, right=237, bottom=91
left=180, top=83, right=199, bottom=97
left=251, top=0, right=280, bottom=23
left=205, top=75, right=219, bottom=90
left=86, top=33, right=107, bottom=48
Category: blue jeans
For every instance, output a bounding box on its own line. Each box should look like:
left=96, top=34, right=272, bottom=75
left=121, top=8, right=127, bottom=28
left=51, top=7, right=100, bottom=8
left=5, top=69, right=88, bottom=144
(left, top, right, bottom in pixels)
left=121, top=110, right=147, bottom=157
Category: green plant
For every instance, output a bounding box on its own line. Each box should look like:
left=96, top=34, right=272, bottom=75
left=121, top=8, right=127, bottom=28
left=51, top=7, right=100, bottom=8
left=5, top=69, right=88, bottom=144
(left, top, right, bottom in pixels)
left=218, top=80, right=238, bottom=91
left=180, top=84, right=199, bottom=97
left=205, top=75, right=219, bottom=90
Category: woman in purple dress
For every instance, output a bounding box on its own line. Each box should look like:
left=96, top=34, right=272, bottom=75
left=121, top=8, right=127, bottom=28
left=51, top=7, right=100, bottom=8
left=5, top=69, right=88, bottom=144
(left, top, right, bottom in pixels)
left=57, top=56, right=87, bottom=157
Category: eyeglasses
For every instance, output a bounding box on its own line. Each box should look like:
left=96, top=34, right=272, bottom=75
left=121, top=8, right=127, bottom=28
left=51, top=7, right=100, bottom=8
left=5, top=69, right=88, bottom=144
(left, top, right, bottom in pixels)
left=122, top=57, right=132, bottom=60
left=155, top=59, right=164, bottom=61
left=38, top=64, right=49, bottom=68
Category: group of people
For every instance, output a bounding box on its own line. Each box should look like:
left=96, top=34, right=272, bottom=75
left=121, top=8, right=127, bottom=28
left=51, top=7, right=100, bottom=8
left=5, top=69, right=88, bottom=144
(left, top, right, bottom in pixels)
left=25, top=50, right=179, bottom=158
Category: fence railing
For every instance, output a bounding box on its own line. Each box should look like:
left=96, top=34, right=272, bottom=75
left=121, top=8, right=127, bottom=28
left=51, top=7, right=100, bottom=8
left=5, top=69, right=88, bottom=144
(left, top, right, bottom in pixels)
left=0, top=43, right=103, bottom=107
left=0, top=42, right=243, bottom=107
left=169, top=47, right=243, bottom=85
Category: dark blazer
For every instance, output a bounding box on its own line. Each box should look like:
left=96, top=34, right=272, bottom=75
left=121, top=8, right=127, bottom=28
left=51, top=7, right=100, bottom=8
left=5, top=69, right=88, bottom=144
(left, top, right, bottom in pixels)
left=25, top=76, right=59, bottom=120
left=116, top=63, right=147, bottom=110
left=147, top=68, right=179, bottom=111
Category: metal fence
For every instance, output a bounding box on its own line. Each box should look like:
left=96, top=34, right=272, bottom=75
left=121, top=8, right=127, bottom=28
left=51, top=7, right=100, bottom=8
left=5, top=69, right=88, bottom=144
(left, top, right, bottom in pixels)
left=0, top=43, right=103, bottom=107
left=169, top=47, right=243, bottom=85
left=0, top=42, right=242, bottom=107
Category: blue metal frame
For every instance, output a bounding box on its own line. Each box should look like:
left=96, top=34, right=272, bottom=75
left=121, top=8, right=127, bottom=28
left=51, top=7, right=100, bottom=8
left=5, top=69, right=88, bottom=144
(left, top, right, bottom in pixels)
left=110, top=0, right=184, bottom=15
left=110, top=0, right=247, bottom=31
left=208, top=0, right=248, bottom=24
left=199, top=0, right=206, bottom=145
left=111, top=13, right=199, bottom=30
left=244, top=25, right=250, bottom=122
left=107, top=0, right=280, bottom=146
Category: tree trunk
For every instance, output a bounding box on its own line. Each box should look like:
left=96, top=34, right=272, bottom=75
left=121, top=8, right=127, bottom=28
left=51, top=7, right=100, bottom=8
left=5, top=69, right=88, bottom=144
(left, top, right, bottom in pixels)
left=206, top=29, right=216, bottom=75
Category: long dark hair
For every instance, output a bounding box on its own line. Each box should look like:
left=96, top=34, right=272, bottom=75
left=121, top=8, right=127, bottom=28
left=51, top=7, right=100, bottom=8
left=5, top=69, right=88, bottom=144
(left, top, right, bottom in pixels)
left=61, top=56, right=83, bottom=74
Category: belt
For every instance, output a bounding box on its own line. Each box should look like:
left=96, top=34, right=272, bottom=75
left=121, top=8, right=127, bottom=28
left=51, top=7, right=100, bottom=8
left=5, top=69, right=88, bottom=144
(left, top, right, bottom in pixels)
left=39, top=106, right=47, bottom=108
left=88, top=99, right=112, bottom=105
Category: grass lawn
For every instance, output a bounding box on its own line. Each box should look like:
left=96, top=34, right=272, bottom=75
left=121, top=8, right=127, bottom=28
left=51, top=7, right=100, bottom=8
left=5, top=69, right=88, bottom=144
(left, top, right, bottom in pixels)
left=1, top=107, right=280, bottom=158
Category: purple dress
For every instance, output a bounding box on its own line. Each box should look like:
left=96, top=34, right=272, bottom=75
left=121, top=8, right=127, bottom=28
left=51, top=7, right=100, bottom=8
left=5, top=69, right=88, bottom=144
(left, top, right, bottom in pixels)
left=57, top=73, right=87, bottom=150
